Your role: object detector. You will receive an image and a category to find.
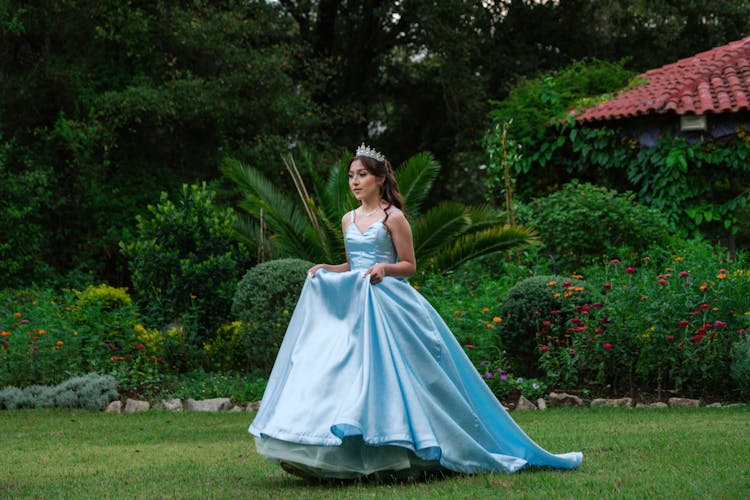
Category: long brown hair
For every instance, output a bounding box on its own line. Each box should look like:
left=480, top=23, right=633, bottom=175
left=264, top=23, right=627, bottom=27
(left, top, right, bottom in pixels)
left=348, top=154, right=404, bottom=228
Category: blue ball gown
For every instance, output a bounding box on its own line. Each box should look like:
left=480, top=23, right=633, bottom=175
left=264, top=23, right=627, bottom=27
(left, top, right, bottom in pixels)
left=249, top=209, right=582, bottom=478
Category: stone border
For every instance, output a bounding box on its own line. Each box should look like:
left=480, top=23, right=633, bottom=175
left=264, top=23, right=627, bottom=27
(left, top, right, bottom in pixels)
left=105, top=393, right=745, bottom=414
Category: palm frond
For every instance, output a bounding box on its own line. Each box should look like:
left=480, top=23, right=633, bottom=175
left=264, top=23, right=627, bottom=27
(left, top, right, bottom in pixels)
left=431, top=225, right=538, bottom=272
left=463, top=204, right=508, bottom=231
left=325, top=153, right=355, bottom=221
left=395, top=152, right=441, bottom=218
left=411, top=203, right=472, bottom=261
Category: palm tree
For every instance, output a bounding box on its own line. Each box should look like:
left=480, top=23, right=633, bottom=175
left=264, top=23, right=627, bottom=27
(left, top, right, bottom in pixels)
left=222, top=149, right=536, bottom=271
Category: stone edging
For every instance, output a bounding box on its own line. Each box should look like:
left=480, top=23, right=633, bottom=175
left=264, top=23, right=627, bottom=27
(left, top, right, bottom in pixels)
left=107, top=392, right=746, bottom=414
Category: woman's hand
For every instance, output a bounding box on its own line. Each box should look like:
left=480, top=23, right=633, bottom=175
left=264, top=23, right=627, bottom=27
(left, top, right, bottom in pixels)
left=308, top=264, right=326, bottom=277
left=364, top=264, right=386, bottom=284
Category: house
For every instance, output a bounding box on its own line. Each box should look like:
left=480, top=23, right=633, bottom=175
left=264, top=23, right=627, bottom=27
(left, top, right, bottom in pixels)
left=574, top=36, right=750, bottom=147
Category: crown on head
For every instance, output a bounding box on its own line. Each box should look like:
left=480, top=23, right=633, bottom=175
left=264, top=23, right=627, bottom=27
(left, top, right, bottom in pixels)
left=355, top=143, right=385, bottom=162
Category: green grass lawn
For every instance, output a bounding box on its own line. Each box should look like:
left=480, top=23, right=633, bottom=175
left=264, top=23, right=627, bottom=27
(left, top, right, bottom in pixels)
left=1, top=407, right=748, bottom=498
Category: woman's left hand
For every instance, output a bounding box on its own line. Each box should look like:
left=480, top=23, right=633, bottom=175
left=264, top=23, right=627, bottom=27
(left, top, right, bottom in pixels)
left=364, top=264, right=386, bottom=284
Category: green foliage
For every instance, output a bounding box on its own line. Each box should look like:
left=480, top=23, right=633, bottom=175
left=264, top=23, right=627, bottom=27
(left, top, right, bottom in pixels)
left=522, top=181, right=673, bottom=270
left=120, top=182, right=250, bottom=339
left=0, top=141, right=55, bottom=286
left=224, top=150, right=536, bottom=272
left=497, top=275, right=590, bottom=377
left=231, top=258, right=313, bottom=375
left=731, top=334, right=750, bottom=402
left=0, top=373, right=118, bottom=410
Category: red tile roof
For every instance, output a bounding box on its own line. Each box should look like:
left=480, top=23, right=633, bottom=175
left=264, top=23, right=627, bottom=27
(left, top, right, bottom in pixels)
left=575, top=36, right=750, bottom=123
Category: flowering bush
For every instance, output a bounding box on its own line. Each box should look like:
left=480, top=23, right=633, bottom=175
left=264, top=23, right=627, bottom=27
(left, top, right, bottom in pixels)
left=528, top=239, right=750, bottom=398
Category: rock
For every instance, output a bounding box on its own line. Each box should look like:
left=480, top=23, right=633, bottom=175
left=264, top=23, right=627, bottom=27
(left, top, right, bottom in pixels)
left=548, top=392, right=584, bottom=408
left=187, top=397, right=233, bottom=412
left=516, top=395, right=537, bottom=410
left=246, top=401, right=261, bottom=412
left=590, top=397, right=633, bottom=408
left=105, top=400, right=122, bottom=413
left=124, top=398, right=150, bottom=413
left=635, top=402, right=669, bottom=408
left=536, top=398, right=547, bottom=411
left=230, top=405, right=243, bottom=412
left=706, top=402, right=722, bottom=408
left=161, top=398, right=183, bottom=411
left=668, top=397, right=700, bottom=408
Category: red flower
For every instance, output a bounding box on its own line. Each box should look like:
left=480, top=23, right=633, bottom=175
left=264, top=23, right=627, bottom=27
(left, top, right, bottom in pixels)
left=739, top=329, right=746, bottom=335
left=603, top=343, right=613, bottom=350
left=625, top=267, right=636, bottom=273
left=666, top=335, right=674, bottom=341
left=678, top=321, right=689, bottom=328
left=539, top=345, right=549, bottom=352
left=679, top=271, right=689, bottom=277
left=714, top=321, right=726, bottom=327
left=592, top=302, right=603, bottom=309
left=137, top=343, right=145, bottom=349
left=542, top=320, right=552, bottom=327
left=657, top=279, right=667, bottom=285
left=465, top=344, right=474, bottom=349
left=699, top=303, right=710, bottom=310
left=602, top=283, right=612, bottom=290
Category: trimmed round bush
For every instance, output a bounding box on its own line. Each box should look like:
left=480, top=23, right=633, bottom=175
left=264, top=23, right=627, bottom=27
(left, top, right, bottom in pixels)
left=498, top=275, right=589, bottom=376
left=521, top=180, right=672, bottom=270
left=232, top=258, right=312, bottom=375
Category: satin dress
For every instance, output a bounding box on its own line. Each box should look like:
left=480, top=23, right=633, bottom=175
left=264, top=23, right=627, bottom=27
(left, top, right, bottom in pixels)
left=249, top=209, right=582, bottom=478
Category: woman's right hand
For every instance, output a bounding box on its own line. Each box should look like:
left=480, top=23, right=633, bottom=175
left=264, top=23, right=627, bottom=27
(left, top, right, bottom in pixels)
left=308, top=264, right=327, bottom=277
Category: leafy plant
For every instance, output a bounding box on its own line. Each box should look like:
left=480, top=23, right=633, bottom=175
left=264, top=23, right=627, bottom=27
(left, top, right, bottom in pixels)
left=120, top=182, right=250, bottom=339
left=730, top=333, right=750, bottom=402
left=0, top=373, right=118, bottom=410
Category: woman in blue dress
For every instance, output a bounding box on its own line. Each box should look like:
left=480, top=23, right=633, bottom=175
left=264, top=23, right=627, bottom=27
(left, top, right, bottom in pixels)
left=249, top=144, right=583, bottom=479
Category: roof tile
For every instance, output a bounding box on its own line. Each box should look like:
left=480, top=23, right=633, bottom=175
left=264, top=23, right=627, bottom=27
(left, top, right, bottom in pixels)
left=576, top=36, right=750, bottom=123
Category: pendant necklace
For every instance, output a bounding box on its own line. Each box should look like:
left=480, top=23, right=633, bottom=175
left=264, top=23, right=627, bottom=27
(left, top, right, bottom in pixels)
left=359, top=206, right=380, bottom=217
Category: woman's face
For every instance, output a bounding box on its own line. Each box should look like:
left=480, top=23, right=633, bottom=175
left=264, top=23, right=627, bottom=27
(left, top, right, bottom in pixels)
left=348, top=159, right=382, bottom=202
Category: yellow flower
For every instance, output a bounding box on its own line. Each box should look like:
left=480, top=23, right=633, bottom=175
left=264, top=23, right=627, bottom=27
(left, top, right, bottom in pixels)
left=716, top=273, right=727, bottom=280
left=571, top=274, right=583, bottom=280
left=674, top=256, right=685, bottom=262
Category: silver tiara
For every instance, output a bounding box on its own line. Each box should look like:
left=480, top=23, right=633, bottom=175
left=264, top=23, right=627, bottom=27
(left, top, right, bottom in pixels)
left=355, top=143, right=385, bottom=162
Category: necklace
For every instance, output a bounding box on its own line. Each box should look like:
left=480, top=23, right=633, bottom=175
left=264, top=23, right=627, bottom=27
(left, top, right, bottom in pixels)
left=358, top=206, right=381, bottom=217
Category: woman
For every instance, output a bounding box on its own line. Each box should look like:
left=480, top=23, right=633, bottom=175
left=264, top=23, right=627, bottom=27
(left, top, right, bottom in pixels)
left=249, top=144, right=583, bottom=479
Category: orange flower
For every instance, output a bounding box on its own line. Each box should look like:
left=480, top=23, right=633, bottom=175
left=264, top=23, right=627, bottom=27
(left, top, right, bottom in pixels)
left=700, top=282, right=708, bottom=292
left=492, top=316, right=502, bottom=323
left=571, top=274, right=583, bottom=279
left=0, top=331, right=10, bottom=337
left=13, top=312, right=21, bottom=318
left=716, top=273, right=727, bottom=280
left=674, top=256, right=685, bottom=262
left=412, top=284, right=420, bottom=290
left=56, top=340, right=64, bottom=347
left=481, top=307, right=490, bottom=313
left=547, top=281, right=557, bottom=286
left=486, top=323, right=495, bottom=329
left=38, top=329, right=46, bottom=335
left=554, top=293, right=561, bottom=298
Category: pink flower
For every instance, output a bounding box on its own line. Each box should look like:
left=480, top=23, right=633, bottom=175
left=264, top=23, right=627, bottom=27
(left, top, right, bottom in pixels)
left=666, top=335, right=674, bottom=341
left=611, top=259, right=621, bottom=264
left=593, top=302, right=603, bottom=308
left=603, top=343, right=613, bottom=350
left=739, top=329, right=746, bottom=335
left=679, top=271, right=690, bottom=277
left=539, top=345, right=549, bottom=352
left=542, top=320, right=552, bottom=327
left=625, top=267, right=636, bottom=273
left=714, top=321, right=726, bottom=328
left=500, top=375, right=508, bottom=381
left=657, top=279, right=667, bottom=285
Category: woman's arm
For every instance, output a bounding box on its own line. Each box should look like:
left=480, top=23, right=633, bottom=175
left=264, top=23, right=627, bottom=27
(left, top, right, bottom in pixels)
left=363, top=210, right=416, bottom=283
left=308, top=212, right=353, bottom=277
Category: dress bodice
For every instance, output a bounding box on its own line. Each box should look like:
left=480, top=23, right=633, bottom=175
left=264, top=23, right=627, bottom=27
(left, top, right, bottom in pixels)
left=345, top=210, right=399, bottom=271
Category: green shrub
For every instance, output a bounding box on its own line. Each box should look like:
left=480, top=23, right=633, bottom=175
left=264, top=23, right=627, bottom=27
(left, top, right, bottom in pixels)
left=164, top=369, right=268, bottom=403
left=232, top=258, right=312, bottom=374
left=521, top=181, right=672, bottom=271
left=730, top=334, right=750, bottom=402
left=497, top=275, right=589, bottom=377
left=120, top=182, right=251, bottom=340
left=0, top=373, right=118, bottom=410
